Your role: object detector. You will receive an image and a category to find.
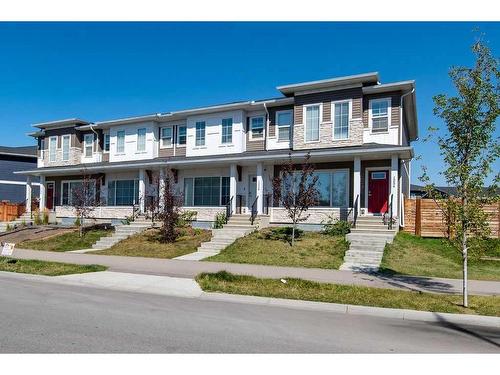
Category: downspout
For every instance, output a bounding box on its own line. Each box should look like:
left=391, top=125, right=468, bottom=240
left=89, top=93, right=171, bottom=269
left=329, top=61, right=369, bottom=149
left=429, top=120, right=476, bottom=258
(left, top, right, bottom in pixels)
left=399, top=88, right=414, bottom=227
left=263, top=102, right=270, bottom=151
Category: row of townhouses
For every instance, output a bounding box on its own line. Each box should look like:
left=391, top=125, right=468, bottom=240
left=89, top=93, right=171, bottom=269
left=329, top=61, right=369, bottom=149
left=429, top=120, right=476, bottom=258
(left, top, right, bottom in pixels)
left=17, top=72, right=418, bottom=227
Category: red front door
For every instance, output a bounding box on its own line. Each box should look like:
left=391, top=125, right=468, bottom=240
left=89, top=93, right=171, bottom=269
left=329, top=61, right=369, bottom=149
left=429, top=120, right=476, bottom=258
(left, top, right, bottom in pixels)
left=368, top=171, right=389, bottom=214
left=46, top=182, right=55, bottom=210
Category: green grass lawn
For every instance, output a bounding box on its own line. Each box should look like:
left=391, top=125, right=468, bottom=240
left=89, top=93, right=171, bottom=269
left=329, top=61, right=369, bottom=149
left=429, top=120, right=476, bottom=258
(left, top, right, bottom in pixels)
left=0, top=257, right=106, bottom=276
left=90, top=227, right=212, bottom=259
left=17, top=229, right=113, bottom=252
left=205, top=228, right=348, bottom=269
left=380, top=232, right=500, bottom=281
left=196, top=271, right=500, bottom=317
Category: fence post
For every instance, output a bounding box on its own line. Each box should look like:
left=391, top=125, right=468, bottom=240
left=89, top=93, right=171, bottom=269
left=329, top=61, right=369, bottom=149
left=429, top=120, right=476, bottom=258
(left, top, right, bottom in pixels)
left=415, top=198, right=422, bottom=236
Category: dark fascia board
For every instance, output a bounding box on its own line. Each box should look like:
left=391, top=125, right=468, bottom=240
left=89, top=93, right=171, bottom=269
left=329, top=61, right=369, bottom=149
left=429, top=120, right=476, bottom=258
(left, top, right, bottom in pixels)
left=277, top=72, right=380, bottom=96
left=33, top=118, right=90, bottom=130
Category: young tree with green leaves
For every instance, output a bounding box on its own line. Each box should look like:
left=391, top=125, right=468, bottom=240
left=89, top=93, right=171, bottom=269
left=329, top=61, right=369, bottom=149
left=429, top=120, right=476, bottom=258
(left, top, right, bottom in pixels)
left=421, top=37, right=499, bottom=307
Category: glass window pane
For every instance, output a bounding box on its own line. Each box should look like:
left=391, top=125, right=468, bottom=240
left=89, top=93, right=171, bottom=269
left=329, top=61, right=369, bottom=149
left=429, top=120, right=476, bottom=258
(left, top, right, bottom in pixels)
left=104, top=134, right=110, bottom=152
left=277, top=111, right=292, bottom=126
left=305, top=105, right=320, bottom=142
left=117, top=131, right=125, bottom=153
left=334, top=102, right=349, bottom=140
left=137, top=128, right=146, bottom=151
left=251, top=117, right=264, bottom=138
left=332, top=170, right=348, bottom=207
left=178, top=126, right=186, bottom=145
left=161, top=127, right=172, bottom=147
left=62, top=136, right=70, bottom=161
left=278, top=126, right=290, bottom=141
left=316, top=172, right=331, bottom=206
left=184, top=178, right=194, bottom=206
left=196, top=121, right=206, bottom=146
left=49, top=137, right=57, bottom=162
left=222, top=118, right=233, bottom=144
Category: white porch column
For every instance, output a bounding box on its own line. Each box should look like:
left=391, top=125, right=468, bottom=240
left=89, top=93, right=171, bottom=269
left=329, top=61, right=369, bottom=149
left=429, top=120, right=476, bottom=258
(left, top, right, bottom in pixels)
left=353, top=157, right=361, bottom=213
left=390, top=154, right=399, bottom=219
left=256, top=162, right=264, bottom=214
left=158, top=168, right=166, bottom=210
left=138, top=169, right=146, bottom=213
left=25, top=176, right=32, bottom=213
left=229, top=163, right=237, bottom=214
left=39, top=175, right=46, bottom=211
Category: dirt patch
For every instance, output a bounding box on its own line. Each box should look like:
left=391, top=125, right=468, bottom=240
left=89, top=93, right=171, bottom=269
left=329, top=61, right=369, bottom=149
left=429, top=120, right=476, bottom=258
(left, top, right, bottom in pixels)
left=0, top=226, right=77, bottom=244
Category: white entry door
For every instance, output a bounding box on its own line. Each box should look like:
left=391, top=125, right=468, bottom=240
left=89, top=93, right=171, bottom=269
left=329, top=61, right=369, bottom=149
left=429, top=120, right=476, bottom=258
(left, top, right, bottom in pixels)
left=247, top=175, right=257, bottom=211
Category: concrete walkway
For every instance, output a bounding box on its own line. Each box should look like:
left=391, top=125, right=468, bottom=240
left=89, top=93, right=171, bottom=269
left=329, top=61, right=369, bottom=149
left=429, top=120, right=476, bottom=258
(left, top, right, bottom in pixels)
left=10, top=248, right=500, bottom=296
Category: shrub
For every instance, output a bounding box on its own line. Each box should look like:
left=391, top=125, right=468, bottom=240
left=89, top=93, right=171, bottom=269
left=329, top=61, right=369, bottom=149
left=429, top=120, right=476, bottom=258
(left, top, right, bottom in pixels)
left=5, top=223, right=12, bottom=231
left=263, top=226, right=304, bottom=242
left=322, top=216, right=351, bottom=236
left=33, top=209, right=41, bottom=225
left=176, top=210, right=197, bottom=227
left=213, top=212, right=226, bottom=229
left=74, top=217, right=81, bottom=227
left=42, top=209, right=49, bottom=225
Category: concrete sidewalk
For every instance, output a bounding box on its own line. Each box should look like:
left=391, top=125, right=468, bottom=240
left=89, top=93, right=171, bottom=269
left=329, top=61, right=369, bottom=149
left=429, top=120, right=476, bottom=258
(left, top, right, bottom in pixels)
left=10, top=248, right=500, bottom=296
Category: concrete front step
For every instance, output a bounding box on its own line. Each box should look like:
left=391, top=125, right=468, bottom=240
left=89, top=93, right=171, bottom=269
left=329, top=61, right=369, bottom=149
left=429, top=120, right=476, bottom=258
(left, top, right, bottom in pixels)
left=354, top=224, right=390, bottom=230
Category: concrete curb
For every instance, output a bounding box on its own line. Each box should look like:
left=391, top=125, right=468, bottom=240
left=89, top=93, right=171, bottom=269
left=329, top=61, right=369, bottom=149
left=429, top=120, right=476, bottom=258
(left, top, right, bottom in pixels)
left=200, top=292, right=500, bottom=328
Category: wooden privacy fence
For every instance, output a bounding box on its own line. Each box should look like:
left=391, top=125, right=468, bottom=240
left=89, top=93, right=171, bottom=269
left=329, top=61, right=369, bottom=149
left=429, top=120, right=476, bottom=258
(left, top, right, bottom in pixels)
left=403, top=198, right=499, bottom=238
left=0, top=201, right=26, bottom=222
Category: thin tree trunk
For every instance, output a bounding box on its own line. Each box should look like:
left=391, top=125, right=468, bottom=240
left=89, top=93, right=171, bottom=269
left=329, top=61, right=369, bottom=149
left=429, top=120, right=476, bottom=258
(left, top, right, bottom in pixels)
left=292, top=220, right=296, bottom=247
left=462, top=231, right=468, bottom=308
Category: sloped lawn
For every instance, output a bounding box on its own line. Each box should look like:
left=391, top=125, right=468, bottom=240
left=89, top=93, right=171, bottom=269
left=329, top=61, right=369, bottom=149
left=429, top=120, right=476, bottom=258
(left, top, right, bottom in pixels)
left=17, top=229, right=113, bottom=252
left=205, top=228, right=348, bottom=270
left=90, top=227, right=211, bottom=259
left=380, top=232, right=500, bottom=281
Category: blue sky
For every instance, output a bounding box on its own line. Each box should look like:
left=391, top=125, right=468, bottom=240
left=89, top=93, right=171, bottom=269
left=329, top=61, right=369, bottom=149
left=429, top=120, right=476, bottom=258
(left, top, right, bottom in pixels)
left=0, top=22, right=498, bottom=185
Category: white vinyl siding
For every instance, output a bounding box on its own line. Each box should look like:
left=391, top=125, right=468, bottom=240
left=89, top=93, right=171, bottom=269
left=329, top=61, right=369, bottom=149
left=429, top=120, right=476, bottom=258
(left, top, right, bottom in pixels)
left=304, top=104, right=320, bottom=142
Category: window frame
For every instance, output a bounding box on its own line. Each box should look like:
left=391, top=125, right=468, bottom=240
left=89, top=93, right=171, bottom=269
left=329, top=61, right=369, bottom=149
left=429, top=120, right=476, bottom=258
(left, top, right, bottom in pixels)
left=195, top=121, right=206, bottom=147
left=116, top=130, right=125, bottom=154
left=369, top=97, right=391, bottom=134
left=221, top=118, right=233, bottom=144
left=303, top=103, right=322, bottom=143
left=160, top=126, right=173, bottom=149
left=137, top=128, right=147, bottom=152
left=249, top=116, right=265, bottom=141
left=183, top=176, right=230, bottom=207
left=48, top=136, right=57, bottom=162
left=103, top=132, right=110, bottom=153
left=107, top=179, right=140, bottom=206
left=332, top=99, right=352, bottom=141
left=62, top=134, right=71, bottom=161
left=275, top=110, right=293, bottom=142
left=60, top=179, right=97, bottom=206
left=177, top=125, right=187, bottom=147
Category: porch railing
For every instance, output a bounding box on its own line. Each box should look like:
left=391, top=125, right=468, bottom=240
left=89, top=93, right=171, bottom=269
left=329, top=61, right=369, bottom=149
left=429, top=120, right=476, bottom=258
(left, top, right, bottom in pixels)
left=387, top=194, right=393, bottom=230
left=250, top=196, right=259, bottom=225
left=225, top=196, right=233, bottom=224
left=353, top=194, right=359, bottom=228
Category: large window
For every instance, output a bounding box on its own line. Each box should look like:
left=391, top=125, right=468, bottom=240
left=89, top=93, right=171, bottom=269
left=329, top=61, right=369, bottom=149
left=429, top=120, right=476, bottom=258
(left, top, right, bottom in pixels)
left=304, top=104, right=320, bottom=142
left=62, top=135, right=70, bottom=161
left=49, top=136, right=57, bottom=162
left=195, top=121, right=206, bottom=146
left=370, top=98, right=390, bottom=133
left=284, top=170, right=349, bottom=207
left=333, top=101, right=350, bottom=140
left=161, top=127, right=173, bottom=148
left=84, top=134, right=94, bottom=157
left=137, top=128, right=146, bottom=152
left=107, top=180, right=139, bottom=206
left=183, top=176, right=230, bottom=206
left=250, top=116, right=264, bottom=140
left=221, top=118, right=233, bottom=144
left=61, top=180, right=96, bottom=206
left=276, top=110, right=292, bottom=142
left=177, top=125, right=187, bottom=145
left=116, top=131, right=125, bottom=153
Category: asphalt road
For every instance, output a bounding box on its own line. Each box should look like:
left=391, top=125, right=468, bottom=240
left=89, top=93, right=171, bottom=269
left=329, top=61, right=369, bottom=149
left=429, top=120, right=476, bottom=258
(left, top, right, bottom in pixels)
left=0, top=275, right=498, bottom=353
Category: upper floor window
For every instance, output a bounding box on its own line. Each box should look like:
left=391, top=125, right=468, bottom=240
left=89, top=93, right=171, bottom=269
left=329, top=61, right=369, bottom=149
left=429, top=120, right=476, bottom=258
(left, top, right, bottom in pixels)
left=161, top=127, right=173, bottom=148
left=276, top=110, right=292, bottom=142
left=304, top=104, right=320, bottom=142
left=333, top=101, right=350, bottom=140
left=137, top=128, right=146, bottom=152
left=195, top=121, right=206, bottom=146
left=117, top=131, right=125, bottom=153
left=370, top=98, right=390, bottom=133
left=177, top=125, right=187, bottom=146
left=49, top=136, right=57, bottom=162
left=103, top=133, right=110, bottom=153
left=62, top=135, right=70, bottom=161
left=84, top=134, right=94, bottom=158
left=221, top=118, right=233, bottom=144
left=250, top=116, right=264, bottom=140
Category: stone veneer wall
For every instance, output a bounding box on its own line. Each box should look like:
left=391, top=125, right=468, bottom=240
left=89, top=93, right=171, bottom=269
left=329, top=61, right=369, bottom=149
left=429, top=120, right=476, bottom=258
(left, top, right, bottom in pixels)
left=55, top=206, right=134, bottom=219
left=182, top=207, right=225, bottom=222
left=42, top=147, right=82, bottom=167
left=292, top=118, right=363, bottom=150
left=270, top=207, right=353, bottom=224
